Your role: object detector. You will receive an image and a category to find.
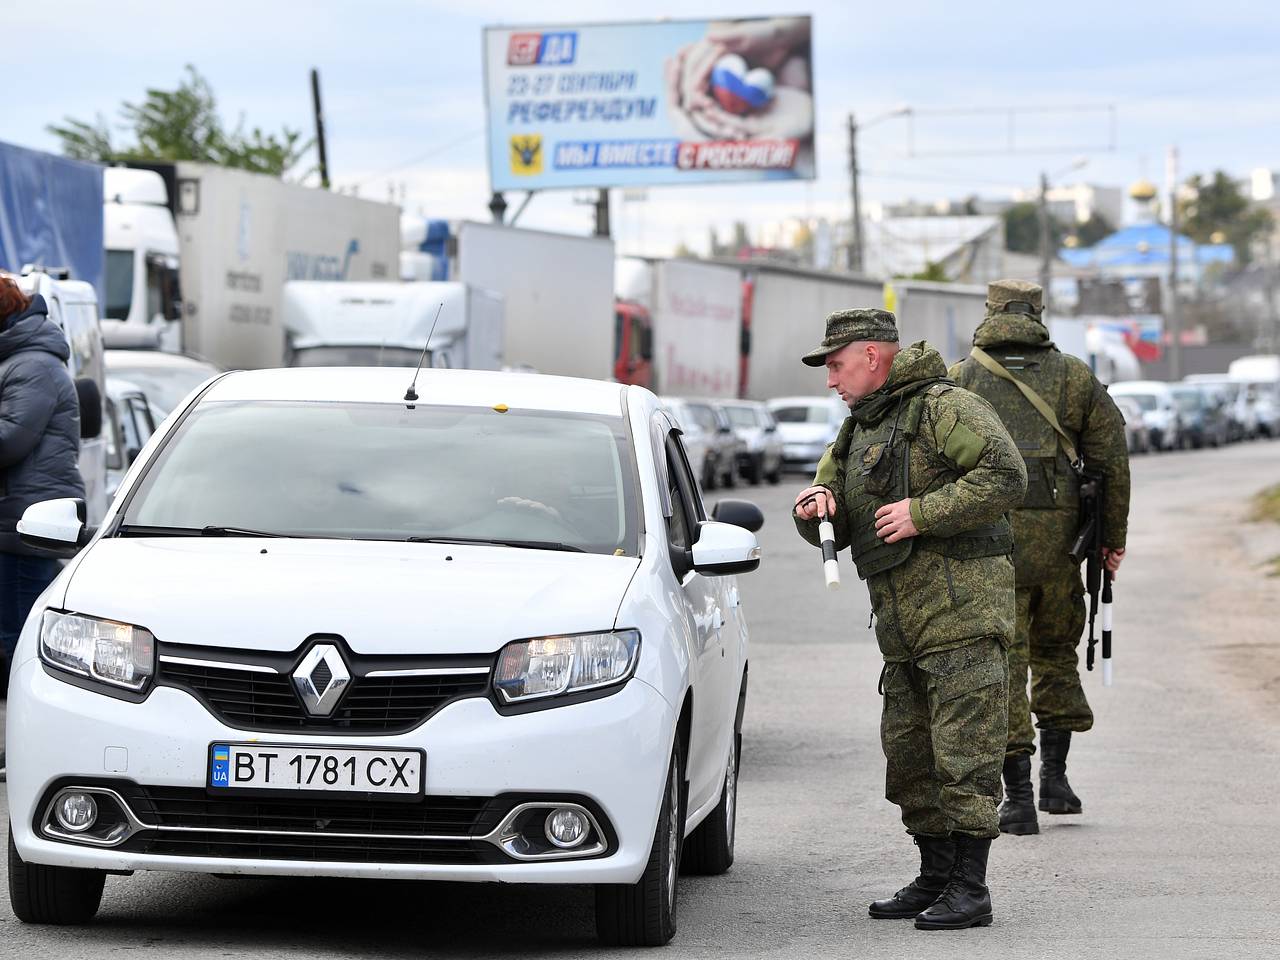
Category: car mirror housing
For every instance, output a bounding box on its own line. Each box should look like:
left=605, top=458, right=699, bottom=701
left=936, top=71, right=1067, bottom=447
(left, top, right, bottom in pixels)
left=711, top=499, right=765, bottom=533
left=18, top=498, right=93, bottom=556
left=691, top=521, right=760, bottom=576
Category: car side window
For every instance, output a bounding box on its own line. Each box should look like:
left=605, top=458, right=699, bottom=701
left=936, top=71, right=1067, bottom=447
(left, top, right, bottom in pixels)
left=664, top=446, right=692, bottom=551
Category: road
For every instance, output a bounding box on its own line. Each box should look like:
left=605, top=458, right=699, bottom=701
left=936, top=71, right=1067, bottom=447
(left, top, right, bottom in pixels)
left=2, top=440, right=1279, bottom=958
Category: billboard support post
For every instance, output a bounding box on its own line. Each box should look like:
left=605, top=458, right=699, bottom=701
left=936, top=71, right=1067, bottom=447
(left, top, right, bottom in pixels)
left=488, top=191, right=507, bottom=224
left=594, top=188, right=611, bottom=238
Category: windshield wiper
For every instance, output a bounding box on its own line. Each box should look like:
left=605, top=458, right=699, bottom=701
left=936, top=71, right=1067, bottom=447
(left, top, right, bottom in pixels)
left=114, top=524, right=285, bottom=538
left=405, top=535, right=586, bottom=553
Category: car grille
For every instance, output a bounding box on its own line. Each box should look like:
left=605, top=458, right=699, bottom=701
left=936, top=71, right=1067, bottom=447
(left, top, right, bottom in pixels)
left=115, top=786, right=505, bottom=865
left=155, top=642, right=493, bottom=734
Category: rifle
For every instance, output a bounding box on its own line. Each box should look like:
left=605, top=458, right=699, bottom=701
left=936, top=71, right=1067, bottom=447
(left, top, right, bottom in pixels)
left=1069, top=469, right=1112, bottom=684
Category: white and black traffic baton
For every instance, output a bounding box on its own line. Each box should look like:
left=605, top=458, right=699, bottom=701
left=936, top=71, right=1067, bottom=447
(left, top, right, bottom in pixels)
left=818, top=509, right=840, bottom=591
left=1100, top=569, right=1113, bottom=687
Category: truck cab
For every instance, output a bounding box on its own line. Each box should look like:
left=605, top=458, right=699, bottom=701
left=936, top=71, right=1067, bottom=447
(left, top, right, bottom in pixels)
left=614, top=300, right=654, bottom=388
left=11, top=268, right=108, bottom=525
left=102, top=167, right=182, bottom=351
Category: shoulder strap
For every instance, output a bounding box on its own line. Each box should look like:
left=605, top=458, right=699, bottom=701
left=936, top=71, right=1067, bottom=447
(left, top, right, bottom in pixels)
left=970, top=346, right=1081, bottom=467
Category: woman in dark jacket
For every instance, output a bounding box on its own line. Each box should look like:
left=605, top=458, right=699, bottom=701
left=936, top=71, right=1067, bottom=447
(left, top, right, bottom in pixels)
left=0, top=275, right=85, bottom=701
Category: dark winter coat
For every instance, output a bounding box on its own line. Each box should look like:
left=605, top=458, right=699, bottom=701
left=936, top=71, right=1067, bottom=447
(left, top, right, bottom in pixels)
left=0, top=295, right=85, bottom=555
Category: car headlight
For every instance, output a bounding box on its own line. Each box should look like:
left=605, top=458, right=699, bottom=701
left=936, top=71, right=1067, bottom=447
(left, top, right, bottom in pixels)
left=494, top=629, right=640, bottom=704
left=39, top=610, right=156, bottom=693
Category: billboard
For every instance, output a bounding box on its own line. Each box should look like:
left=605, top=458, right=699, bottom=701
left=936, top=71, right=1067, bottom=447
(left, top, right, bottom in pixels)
left=483, top=17, right=815, bottom=192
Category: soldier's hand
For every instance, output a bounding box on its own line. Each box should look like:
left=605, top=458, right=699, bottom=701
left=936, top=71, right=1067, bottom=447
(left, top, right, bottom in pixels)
left=794, top=486, right=836, bottom=521
left=873, top=498, right=920, bottom=543
left=1103, top=546, right=1125, bottom=578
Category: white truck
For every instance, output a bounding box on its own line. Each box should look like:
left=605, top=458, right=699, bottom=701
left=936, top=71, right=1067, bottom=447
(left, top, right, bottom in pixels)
left=282, top=280, right=503, bottom=371
left=103, top=163, right=400, bottom=369
left=447, top=222, right=615, bottom=380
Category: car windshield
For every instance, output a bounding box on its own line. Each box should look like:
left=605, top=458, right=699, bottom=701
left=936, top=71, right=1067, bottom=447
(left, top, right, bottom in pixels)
left=1172, top=391, right=1202, bottom=412
left=291, top=346, right=427, bottom=367
left=772, top=403, right=830, bottom=424
left=1117, top=393, right=1157, bottom=412
left=724, top=406, right=758, bottom=429
left=121, top=401, right=641, bottom=556
left=104, top=250, right=134, bottom=320
left=105, top=361, right=219, bottom=415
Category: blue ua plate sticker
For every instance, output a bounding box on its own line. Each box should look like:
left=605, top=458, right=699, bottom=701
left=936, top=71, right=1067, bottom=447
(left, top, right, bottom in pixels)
left=210, top=745, right=231, bottom=787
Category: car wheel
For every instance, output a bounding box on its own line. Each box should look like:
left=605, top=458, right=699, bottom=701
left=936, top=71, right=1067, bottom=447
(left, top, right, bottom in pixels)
left=595, top=741, right=683, bottom=946
left=722, top=465, right=737, bottom=489
left=702, top=460, right=717, bottom=491
left=766, top=464, right=782, bottom=485
left=745, top=455, right=762, bottom=485
left=681, top=730, right=740, bottom=876
left=8, top=828, right=105, bottom=925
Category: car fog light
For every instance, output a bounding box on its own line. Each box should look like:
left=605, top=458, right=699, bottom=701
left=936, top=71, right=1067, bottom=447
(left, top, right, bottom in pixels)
left=55, top=793, right=98, bottom=833
left=545, top=808, right=589, bottom=849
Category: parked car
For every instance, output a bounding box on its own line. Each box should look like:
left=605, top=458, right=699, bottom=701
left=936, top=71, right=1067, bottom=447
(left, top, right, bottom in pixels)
left=1109, top=381, right=1183, bottom=452
left=661, top=396, right=718, bottom=490
left=1169, top=383, right=1230, bottom=448
left=1185, top=375, right=1258, bottom=440
left=1241, top=381, right=1280, bottom=438
left=715, top=400, right=783, bottom=485
left=7, top=368, right=763, bottom=947
left=103, top=377, right=157, bottom=499
left=103, top=350, right=221, bottom=421
left=1111, top=395, right=1152, bottom=454
left=767, top=395, right=847, bottom=474
left=668, top=397, right=738, bottom=489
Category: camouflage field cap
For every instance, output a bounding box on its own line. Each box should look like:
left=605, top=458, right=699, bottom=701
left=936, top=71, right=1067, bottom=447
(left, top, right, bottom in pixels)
left=987, top=279, right=1043, bottom=315
left=801, top=308, right=899, bottom=366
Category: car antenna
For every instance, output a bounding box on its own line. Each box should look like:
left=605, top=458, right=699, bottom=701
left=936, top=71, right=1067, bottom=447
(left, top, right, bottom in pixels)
left=404, top=301, right=444, bottom=404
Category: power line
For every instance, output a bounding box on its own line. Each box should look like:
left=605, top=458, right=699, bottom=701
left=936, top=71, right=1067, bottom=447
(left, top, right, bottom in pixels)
left=354, top=128, right=485, bottom=188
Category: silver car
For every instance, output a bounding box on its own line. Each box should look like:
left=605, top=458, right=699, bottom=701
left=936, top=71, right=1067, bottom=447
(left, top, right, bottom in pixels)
left=766, top=395, right=848, bottom=473
left=715, top=400, right=784, bottom=486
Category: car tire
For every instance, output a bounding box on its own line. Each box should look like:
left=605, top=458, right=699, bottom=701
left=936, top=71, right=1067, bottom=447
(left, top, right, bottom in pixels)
left=744, top=455, right=762, bottom=485
left=766, top=464, right=782, bottom=485
left=8, top=828, right=105, bottom=925
left=722, top=466, right=737, bottom=489
left=702, top=460, right=717, bottom=491
left=681, top=730, right=740, bottom=876
left=595, top=741, right=683, bottom=947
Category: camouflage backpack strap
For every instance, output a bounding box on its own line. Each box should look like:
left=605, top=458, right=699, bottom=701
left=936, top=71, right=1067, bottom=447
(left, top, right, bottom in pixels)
left=970, top=346, right=1081, bottom=468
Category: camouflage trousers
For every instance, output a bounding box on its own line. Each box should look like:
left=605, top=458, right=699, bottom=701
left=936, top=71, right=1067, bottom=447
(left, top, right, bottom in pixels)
left=880, top=638, right=1009, bottom=839
left=1006, top=568, right=1095, bottom=757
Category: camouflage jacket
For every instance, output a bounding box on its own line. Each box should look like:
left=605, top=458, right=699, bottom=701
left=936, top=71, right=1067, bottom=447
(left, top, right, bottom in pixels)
left=795, top=341, right=1027, bottom=661
left=949, top=313, right=1131, bottom=584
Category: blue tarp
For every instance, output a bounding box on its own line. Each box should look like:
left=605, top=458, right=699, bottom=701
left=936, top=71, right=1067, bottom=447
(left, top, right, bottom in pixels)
left=0, top=140, right=104, bottom=301
left=1060, top=222, right=1234, bottom=271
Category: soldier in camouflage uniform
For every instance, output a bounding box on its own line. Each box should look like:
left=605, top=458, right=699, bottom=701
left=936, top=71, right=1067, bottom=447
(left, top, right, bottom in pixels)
left=949, top=280, right=1131, bottom=836
left=793, top=308, right=1026, bottom=930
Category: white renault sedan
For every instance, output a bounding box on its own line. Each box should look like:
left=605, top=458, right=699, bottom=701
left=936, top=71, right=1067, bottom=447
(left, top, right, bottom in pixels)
left=7, top=367, right=763, bottom=947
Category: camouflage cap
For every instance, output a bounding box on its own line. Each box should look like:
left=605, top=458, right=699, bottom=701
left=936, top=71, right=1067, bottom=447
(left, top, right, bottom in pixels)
left=801, top=308, right=899, bottom=366
left=986, top=279, right=1043, bottom=315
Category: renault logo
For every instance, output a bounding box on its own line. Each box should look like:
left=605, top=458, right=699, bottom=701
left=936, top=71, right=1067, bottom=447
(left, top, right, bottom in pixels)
left=292, top=643, right=351, bottom=716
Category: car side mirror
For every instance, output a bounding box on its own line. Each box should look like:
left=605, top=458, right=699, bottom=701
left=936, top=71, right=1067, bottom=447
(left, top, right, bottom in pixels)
left=75, top=378, right=103, bottom=440
left=711, top=499, right=765, bottom=533
left=691, top=520, right=760, bottom=576
left=17, top=498, right=95, bottom=557
left=718, top=425, right=731, bottom=435
left=764, top=424, right=777, bottom=433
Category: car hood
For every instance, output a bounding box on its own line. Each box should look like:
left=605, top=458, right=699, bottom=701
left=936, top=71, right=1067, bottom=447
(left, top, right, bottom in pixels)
left=776, top=422, right=835, bottom=444
left=64, top=538, right=641, bottom=655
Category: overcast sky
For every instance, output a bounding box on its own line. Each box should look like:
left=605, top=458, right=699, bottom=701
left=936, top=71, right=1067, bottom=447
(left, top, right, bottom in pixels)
left=8, top=0, right=1277, bottom=256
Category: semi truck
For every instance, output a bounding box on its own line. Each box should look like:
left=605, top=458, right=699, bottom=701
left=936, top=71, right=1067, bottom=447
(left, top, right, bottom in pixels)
left=103, top=162, right=401, bottom=369
left=282, top=280, right=503, bottom=372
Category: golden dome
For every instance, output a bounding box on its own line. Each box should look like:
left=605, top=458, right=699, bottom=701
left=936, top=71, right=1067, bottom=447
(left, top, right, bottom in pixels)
left=1129, top=178, right=1158, bottom=201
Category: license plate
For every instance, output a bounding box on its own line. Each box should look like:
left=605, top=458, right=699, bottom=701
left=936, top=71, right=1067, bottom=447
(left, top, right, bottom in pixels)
left=208, top=743, right=424, bottom=795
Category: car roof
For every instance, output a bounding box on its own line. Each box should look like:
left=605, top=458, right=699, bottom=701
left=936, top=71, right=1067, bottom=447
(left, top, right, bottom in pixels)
left=105, top=350, right=220, bottom=372
left=201, top=367, right=629, bottom=416
left=767, top=395, right=841, bottom=406
left=1110, top=381, right=1171, bottom=393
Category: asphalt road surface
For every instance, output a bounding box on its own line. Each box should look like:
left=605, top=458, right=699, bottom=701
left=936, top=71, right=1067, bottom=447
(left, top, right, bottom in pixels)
left=2, top=440, right=1279, bottom=958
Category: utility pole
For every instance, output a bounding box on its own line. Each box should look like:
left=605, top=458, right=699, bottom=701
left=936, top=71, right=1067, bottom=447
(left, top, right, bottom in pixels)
left=849, top=114, right=864, bottom=274
left=594, top=188, right=611, bottom=238
left=310, top=69, right=330, bottom=190
left=1167, top=146, right=1182, bottom=380
left=488, top=191, right=507, bottom=224
left=1038, top=171, right=1052, bottom=311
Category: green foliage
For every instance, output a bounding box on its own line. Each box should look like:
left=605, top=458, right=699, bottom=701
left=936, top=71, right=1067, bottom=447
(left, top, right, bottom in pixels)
left=898, top=261, right=949, bottom=282
left=1179, top=171, right=1273, bottom=265
left=1073, top=212, right=1114, bottom=248
left=1252, top=484, right=1280, bottom=525
left=47, top=65, right=311, bottom=178
left=1003, top=202, right=1066, bottom=254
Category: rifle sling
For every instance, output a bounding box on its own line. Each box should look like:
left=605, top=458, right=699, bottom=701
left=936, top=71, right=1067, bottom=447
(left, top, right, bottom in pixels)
left=970, top=346, right=1081, bottom=468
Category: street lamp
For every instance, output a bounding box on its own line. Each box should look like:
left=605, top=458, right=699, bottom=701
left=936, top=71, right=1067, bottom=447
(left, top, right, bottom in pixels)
left=848, top=105, right=912, bottom=274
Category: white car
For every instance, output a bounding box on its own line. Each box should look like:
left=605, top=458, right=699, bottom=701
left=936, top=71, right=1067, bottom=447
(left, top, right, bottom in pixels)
left=6, top=367, right=762, bottom=947
left=715, top=400, right=784, bottom=486
left=767, top=395, right=848, bottom=474
left=103, top=349, right=221, bottom=420
left=103, top=377, right=158, bottom=499
left=1108, top=381, right=1183, bottom=452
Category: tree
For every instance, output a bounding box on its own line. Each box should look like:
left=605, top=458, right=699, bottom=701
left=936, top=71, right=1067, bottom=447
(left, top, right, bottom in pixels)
left=1179, top=171, right=1274, bottom=265
left=48, top=66, right=310, bottom=178
left=1003, top=201, right=1068, bottom=255
left=1074, top=211, right=1114, bottom=248
left=898, top=261, right=949, bottom=282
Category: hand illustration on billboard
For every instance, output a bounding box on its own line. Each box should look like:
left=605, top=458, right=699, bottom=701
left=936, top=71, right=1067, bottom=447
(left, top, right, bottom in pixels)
left=664, top=17, right=812, bottom=142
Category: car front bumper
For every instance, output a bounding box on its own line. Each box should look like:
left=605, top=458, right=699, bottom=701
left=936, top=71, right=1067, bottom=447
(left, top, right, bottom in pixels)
left=6, top=657, right=674, bottom=884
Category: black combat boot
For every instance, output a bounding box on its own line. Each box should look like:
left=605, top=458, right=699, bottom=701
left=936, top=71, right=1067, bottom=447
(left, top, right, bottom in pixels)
left=868, top=835, right=955, bottom=919
left=1038, top=729, right=1082, bottom=815
left=914, top=834, right=994, bottom=930
left=998, top=754, right=1039, bottom=835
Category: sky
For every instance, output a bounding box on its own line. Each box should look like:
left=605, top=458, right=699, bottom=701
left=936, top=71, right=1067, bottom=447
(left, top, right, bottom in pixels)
left=6, top=0, right=1277, bottom=257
